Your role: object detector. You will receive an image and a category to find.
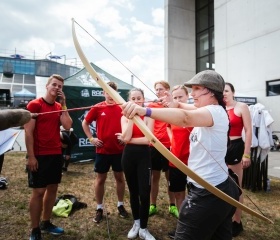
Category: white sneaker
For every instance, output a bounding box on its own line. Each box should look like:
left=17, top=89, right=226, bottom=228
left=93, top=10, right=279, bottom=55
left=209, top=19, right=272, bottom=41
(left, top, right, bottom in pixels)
left=127, top=223, right=140, bottom=239
left=139, top=228, right=156, bottom=240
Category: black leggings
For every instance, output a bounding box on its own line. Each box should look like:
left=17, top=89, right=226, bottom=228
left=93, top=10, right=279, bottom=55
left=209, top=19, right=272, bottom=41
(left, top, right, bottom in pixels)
left=121, top=144, right=152, bottom=229
left=0, top=154, right=4, bottom=174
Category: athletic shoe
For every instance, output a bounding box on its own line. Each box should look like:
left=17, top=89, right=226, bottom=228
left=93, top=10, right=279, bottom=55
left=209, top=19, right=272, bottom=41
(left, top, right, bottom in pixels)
left=232, top=221, right=243, bottom=237
left=29, top=228, right=42, bottom=240
left=40, top=221, right=64, bottom=235
left=168, top=230, right=175, bottom=239
left=127, top=223, right=140, bottom=239
left=93, top=208, right=103, bottom=223
left=139, top=228, right=156, bottom=240
left=149, top=204, right=158, bottom=216
left=118, top=205, right=128, bottom=218
left=169, top=205, right=179, bottom=218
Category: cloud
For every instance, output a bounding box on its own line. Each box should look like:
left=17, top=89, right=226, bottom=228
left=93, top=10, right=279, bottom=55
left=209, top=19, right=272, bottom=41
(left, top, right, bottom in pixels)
left=95, top=51, right=164, bottom=99
left=112, top=0, right=135, bottom=11
left=129, top=17, right=164, bottom=47
left=152, top=8, right=165, bottom=26
left=94, top=7, right=131, bottom=40
left=131, top=17, right=163, bottom=37
left=0, top=0, right=164, bottom=96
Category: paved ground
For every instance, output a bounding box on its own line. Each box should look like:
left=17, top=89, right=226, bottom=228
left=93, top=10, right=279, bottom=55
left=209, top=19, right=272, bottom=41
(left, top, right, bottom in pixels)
left=268, top=150, right=280, bottom=179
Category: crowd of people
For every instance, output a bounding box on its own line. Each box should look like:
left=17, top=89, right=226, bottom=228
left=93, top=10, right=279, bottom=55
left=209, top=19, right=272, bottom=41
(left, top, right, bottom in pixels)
left=0, top=70, right=253, bottom=240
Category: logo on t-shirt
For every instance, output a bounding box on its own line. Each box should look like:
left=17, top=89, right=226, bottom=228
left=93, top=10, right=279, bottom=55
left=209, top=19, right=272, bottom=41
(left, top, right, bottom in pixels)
left=101, top=112, right=106, bottom=116
left=190, top=132, right=198, bottom=142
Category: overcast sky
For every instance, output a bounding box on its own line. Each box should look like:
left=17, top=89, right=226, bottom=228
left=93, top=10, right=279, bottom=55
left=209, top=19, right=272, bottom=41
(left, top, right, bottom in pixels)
left=0, top=0, right=164, bottom=99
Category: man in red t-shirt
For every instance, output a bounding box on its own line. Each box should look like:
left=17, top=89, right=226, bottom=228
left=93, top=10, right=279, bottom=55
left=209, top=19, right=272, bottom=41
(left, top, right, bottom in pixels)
left=82, top=82, right=128, bottom=223
left=25, top=74, right=72, bottom=240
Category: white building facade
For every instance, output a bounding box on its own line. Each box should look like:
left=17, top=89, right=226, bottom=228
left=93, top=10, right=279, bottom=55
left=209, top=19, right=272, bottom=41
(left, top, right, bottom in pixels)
left=165, top=0, right=280, bottom=130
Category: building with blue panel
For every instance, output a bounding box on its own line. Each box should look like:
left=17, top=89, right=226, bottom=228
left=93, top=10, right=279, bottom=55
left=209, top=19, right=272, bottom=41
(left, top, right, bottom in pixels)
left=0, top=55, right=80, bottom=107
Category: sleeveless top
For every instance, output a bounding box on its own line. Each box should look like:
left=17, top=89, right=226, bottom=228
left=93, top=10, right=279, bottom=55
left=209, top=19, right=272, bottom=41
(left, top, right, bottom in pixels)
left=131, top=116, right=145, bottom=138
left=227, top=108, right=243, bottom=137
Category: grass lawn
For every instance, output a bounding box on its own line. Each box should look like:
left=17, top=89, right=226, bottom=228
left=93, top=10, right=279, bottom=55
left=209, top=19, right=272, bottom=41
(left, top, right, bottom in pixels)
left=0, top=152, right=279, bottom=240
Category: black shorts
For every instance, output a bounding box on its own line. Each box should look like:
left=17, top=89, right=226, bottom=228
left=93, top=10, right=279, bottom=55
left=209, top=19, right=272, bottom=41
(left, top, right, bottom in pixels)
left=94, top=153, right=123, bottom=173
left=28, top=154, right=63, bottom=188
left=169, top=166, right=187, bottom=192
left=150, top=146, right=169, bottom=172
left=225, top=138, right=244, bottom=165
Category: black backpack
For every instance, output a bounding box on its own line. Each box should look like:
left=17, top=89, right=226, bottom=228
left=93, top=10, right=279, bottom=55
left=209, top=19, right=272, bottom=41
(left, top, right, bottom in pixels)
left=54, top=194, right=87, bottom=213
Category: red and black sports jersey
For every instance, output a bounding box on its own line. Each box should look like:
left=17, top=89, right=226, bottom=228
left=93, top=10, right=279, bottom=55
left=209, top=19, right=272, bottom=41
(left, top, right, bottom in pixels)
left=85, top=102, right=123, bottom=154
left=27, top=98, right=62, bottom=155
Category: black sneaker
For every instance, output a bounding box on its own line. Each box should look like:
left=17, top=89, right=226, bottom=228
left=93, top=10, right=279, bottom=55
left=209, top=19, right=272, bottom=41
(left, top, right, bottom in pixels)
left=168, top=230, right=175, bottom=239
left=232, top=221, right=243, bottom=237
left=93, top=208, right=103, bottom=223
left=40, top=221, right=64, bottom=235
left=118, top=205, right=128, bottom=218
left=29, top=228, right=42, bottom=240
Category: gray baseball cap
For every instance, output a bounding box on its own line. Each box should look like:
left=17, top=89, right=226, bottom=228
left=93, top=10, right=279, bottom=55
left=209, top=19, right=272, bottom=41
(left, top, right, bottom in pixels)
left=184, top=70, right=225, bottom=93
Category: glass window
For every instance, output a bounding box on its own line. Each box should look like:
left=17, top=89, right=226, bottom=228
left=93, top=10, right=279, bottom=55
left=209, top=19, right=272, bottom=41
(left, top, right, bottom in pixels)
left=210, top=53, right=215, bottom=69
left=266, top=80, right=280, bottom=96
left=209, top=2, right=214, bottom=27
left=197, top=56, right=209, bottom=72
left=14, top=74, right=23, bottom=83
left=0, top=83, right=11, bottom=89
left=197, top=31, right=209, bottom=57
left=196, top=0, right=215, bottom=72
left=210, top=27, right=215, bottom=53
left=23, top=85, right=36, bottom=94
left=0, top=60, right=4, bottom=72
left=196, top=7, right=208, bottom=32
left=196, top=0, right=208, bottom=10
left=12, top=84, right=23, bottom=93
left=24, top=74, right=35, bottom=84
left=3, top=61, right=13, bottom=74
left=8, top=60, right=36, bottom=75
left=2, top=76, right=13, bottom=83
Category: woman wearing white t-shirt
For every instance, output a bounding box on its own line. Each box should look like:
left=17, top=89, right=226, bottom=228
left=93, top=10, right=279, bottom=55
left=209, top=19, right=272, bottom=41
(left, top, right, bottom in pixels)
left=121, top=70, right=239, bottom=240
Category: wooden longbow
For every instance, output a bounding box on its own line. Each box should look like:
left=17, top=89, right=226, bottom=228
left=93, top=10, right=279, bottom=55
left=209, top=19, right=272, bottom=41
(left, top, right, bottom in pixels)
left=71, top=18, right=273, bottom=224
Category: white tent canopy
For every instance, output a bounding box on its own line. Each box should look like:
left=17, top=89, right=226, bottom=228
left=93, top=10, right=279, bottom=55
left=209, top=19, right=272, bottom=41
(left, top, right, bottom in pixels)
left=13, top=88, right=36, bottom=97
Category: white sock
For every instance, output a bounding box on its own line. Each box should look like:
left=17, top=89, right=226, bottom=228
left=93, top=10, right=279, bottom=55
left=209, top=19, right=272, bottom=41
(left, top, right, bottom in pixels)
left=140, top=228, right=147, bottom=232
left=97, top=204, right=103, bottom=210
left=117, top=201, right=124, bottom=207
left=134, top=219, right=140, bottom=226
